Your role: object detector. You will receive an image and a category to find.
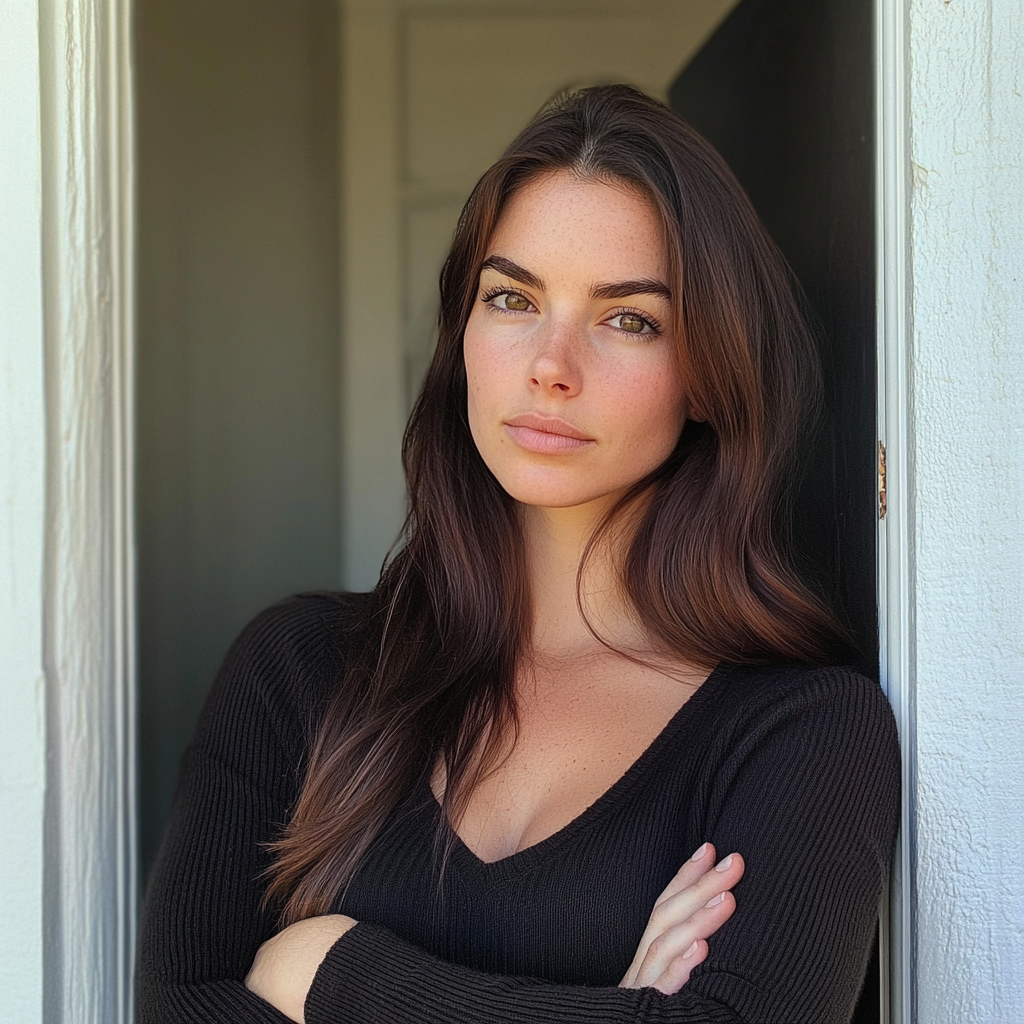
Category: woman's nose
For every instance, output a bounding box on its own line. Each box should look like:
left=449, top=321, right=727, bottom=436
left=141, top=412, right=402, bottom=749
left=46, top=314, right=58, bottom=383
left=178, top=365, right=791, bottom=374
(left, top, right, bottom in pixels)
left=528, top=320, right=581, bottom=396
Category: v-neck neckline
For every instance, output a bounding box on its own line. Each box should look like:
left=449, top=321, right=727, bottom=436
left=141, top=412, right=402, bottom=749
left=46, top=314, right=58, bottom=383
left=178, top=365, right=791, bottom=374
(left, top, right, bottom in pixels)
left=424, top=661, right=732, bottom=883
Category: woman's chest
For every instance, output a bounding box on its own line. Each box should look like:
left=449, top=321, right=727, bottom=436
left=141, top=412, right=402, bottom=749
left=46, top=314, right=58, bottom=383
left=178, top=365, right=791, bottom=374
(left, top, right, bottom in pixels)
left=437, top=661, right=702, bottom=864
left=335, top=729, right=709, bottom=986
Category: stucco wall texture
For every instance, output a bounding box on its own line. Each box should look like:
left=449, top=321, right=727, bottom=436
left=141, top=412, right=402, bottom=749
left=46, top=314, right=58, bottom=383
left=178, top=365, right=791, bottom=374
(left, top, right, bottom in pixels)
left=909, top=1, right=1024, bottom=1020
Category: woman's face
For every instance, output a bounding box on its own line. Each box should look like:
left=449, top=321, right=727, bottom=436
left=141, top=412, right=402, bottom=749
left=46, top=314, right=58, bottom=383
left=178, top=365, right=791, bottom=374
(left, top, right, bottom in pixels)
left=464, top=170, right=687, bottom=513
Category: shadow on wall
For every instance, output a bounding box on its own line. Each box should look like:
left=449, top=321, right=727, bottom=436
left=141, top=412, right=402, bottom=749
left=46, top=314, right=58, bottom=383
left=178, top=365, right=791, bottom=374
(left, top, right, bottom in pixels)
left=135, top=0, right=341, bottom=879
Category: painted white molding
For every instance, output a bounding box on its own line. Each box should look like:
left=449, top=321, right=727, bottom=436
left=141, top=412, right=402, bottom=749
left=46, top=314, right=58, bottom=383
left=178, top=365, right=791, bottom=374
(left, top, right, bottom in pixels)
left=875, top=1, right=916, bottom=1023
left=0, top=3, right=48, bottom=1020
left=38, top=1, right=137, bottom=1021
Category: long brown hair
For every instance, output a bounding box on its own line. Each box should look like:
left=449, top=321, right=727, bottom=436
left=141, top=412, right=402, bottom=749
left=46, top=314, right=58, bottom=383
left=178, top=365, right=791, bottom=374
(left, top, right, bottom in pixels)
left=266, top=85, right=845, bottom=924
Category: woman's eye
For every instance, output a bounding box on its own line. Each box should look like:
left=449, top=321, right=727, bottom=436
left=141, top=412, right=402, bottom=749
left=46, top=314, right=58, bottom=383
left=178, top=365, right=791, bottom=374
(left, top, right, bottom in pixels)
left=608, top=312, right=656, bottom=335
left=490, top=291, right=533, bottom=312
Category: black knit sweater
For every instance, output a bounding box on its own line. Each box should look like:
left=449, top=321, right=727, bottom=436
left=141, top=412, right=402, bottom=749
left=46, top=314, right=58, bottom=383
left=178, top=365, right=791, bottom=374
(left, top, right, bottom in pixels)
left=136, top=592, right=900, bottom=1023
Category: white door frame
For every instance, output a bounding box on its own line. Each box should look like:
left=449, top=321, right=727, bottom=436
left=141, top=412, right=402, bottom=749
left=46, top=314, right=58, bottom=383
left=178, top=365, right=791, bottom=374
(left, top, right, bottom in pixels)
left=875, top=1, right=916, bottom=1022
left=24, top=0, right=915, bottom=1020
left=36, top=1, right=137, bottom=1021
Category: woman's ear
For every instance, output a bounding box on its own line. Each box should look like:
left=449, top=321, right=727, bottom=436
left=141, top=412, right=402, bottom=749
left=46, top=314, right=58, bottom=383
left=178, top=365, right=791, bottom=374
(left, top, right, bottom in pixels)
left=680, top=374, right=710, bottom=424
left=680, top=387, right=709, bottom=426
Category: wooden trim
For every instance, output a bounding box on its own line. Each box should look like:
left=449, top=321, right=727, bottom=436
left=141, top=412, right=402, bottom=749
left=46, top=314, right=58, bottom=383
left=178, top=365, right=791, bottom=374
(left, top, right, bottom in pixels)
left=40, top=1, right=136, bottom=1020
left=875, top=1, right=916, bottom=1021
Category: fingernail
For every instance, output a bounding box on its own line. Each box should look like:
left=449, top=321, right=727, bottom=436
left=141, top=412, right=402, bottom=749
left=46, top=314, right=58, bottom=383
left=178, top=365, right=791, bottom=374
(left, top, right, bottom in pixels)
left=715, top=854, right=734, bottom=872
left=690, top=842, right=709, bottom=861
left=705, top=892, right=726, bottom=907
left=683, top=941, right=699, bottom=958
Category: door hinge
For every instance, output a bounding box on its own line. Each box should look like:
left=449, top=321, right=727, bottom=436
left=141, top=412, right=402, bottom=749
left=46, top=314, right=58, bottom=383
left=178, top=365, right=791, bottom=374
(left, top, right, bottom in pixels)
left=878, top=441, right=887, bottom=520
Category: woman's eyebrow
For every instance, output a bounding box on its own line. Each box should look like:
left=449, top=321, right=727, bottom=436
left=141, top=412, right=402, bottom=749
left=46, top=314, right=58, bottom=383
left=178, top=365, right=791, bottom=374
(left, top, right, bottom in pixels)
left=479, top=257, right=670, bottom=302
left=591, top=279, right=672, bottom=301
left=480, top=255, right=545, bottom=290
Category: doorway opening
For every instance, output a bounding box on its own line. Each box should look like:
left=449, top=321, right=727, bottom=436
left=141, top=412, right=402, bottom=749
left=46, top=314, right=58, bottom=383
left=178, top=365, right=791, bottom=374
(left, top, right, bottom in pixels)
left=135, top=1, right=879, bottom=1018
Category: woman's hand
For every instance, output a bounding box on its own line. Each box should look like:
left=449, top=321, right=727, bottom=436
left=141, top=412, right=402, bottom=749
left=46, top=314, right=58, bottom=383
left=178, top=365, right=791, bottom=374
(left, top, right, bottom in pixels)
left=245, top=914, right=358, bottom=1023
left=620, top=843, right=744, bottom=995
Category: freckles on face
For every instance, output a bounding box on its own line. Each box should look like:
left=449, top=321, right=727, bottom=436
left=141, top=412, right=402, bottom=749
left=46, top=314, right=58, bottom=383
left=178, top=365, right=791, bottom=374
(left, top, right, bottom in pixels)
left=463, top=170, right=688, bottom=511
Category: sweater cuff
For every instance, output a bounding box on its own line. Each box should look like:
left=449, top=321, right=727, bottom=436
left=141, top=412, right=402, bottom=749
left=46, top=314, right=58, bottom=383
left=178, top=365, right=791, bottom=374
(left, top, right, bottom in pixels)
left=307, top=920, right=497, bottom=1024
left=304, top=921, right=437, bottom=1024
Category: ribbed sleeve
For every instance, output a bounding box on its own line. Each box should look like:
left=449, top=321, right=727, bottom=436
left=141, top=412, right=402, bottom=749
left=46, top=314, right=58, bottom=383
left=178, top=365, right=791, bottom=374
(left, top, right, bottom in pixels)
left=306, top=923, right=739, bottom=1023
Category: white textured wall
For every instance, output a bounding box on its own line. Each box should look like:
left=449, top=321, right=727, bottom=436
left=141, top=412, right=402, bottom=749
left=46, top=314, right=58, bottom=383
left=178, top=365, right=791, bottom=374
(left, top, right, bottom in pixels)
left=0, top=3, right=46, bottom=1022
left=909, top=1, right=1024, bottom=1020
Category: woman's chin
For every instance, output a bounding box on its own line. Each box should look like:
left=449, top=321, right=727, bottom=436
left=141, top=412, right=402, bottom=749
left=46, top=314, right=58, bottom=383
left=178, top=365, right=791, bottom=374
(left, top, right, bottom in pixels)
left=505, top=484, right=626, bottom=515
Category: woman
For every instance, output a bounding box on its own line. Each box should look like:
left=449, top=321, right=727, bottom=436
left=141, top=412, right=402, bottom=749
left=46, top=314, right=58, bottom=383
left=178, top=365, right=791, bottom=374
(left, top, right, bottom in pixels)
left=136, top=86, right=900, bottom=1024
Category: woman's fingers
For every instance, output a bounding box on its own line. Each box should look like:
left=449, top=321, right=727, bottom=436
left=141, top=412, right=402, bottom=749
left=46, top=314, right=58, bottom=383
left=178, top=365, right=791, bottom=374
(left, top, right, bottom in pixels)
left=623, top=843, right=717, bottom=984
left=651, top=852, right=744, bottom=930
left=620, top=847, right=744, bottom=990
left=631, top=890, right=736, bottom=990
left=652, top=842, right=717, bottom=908
left=650, top=939, right=708, bottom=995
left=636, top=851, right=743, bottom=970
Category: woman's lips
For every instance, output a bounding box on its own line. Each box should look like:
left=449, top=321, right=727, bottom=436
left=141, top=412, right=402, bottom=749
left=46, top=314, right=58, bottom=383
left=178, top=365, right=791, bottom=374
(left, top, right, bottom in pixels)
left=503, top=413, right=595, bottom=453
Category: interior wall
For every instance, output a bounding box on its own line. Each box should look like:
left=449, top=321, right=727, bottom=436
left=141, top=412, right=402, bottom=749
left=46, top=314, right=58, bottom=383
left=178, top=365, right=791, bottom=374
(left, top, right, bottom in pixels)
left=135, top=0, right=341, bottom=878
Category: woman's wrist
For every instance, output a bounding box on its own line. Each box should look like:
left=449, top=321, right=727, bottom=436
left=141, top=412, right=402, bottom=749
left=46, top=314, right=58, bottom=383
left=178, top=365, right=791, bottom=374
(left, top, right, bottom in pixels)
left=245, top=914, right=358, bottom=1023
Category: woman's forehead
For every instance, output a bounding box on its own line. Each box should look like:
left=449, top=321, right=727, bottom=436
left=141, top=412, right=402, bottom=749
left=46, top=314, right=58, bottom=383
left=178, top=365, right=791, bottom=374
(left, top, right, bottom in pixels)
left=485, top=171, right=669, bottom=287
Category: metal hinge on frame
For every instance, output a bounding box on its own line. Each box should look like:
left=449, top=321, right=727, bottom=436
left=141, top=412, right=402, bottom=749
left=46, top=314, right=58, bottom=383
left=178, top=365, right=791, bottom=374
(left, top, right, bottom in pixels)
left=878, top=441, right=887, bottom=520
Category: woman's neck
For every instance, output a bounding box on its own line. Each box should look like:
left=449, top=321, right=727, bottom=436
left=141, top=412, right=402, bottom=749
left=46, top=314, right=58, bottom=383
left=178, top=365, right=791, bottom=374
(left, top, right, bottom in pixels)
left=520, top=499, right=642, bottom=661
